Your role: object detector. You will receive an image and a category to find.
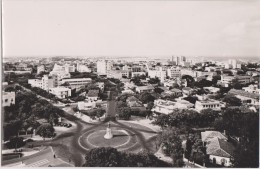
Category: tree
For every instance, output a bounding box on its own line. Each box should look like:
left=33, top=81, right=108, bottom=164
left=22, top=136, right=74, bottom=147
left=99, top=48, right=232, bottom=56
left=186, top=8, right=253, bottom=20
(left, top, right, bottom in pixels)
left=83, top=147, right=171, bottom=167
left=154, top=87, right=164, bottom=94
left=118, top=107, right=131, bottom=120
left=223, top=94, right=242, bottom=106
left=148, top=78, right=160, bottom=84
left=139, top=92, right=156, bottom=104
left=146, top=101, right=154, bottom=110
left=157, top=127, right=184, bottom=167
left=83, top=147, right=122, bottom=167
left=36, top=123, right=55, bottom=140
left=231, top=141, right=259, bottom=168
left=152, top=114, right=169, bottom=129
left=96, top=109, right=105, bottom=120
left=183, top=96, right=198, bottom=104
left=231, top=78, right=243, bottom=89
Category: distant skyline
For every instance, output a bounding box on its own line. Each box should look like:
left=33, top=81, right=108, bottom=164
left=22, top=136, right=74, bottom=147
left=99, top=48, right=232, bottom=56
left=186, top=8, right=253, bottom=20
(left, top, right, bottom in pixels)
left=3, top=0, right=260, bottom=58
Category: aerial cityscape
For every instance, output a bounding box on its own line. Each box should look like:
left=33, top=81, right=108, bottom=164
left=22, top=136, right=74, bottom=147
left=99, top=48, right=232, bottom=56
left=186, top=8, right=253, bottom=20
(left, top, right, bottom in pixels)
left=1, top=0, right=259, bottom=168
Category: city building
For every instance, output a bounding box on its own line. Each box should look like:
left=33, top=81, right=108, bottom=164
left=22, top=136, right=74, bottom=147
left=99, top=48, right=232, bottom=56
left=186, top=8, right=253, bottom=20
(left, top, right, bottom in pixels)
left=107, top=70, right=130, bottom=79
left=195, top=99, right=221, bottom=111
left=28, top=75, right=55, bottom=91
left=203, top=87, right=220, bottom=94
left=60, top=78, right=92, bottom=90
left=2, top=92, right=15, bottom=107
left=96, top=60, right=112, bottom=75
left=51, top=63, right=75, bottom=73
left=167, top=66, right=181, bottom=79
left=218, top=75, right=253, bottom=87
left=76, top=63, right=91, bottom=73
left=228, top=89, right=259, bottom=106
left=136, top=85, right=154, bottom=93
left=152, top=99, right=193, bottom=115
left=147, top=67, right=166, bottom=83
left=242, top=84, right=260, bottom=94
left=37, top=65, right=45, bottom=74
left=78, top=100, right=97, bottom=111
left=182, top=87, right=194, bottom=95
left=49, top=87, right=71, bottom=99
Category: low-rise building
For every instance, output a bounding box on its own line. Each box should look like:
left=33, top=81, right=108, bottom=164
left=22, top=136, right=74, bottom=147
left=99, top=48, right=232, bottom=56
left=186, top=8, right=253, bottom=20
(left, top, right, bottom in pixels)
left=182, top=87, right=194, bottom=95
left=49, top=87, right=71, bottom=99
left=242, top=84, right=259, bottom=94
left=228, top=89, right=259, bottom=106
left=60, top=78, right=92, bottom=90
left=195, top=99, right=221, bottom=111
left=203, top=87, right=220, bottom=94
left=78, top=100, right=96, bottom=111
left=152, top=99, right=193, bottom=115
left=2, top=92, right=15, bottom=107
left=136, top=85, right=154, bottom=93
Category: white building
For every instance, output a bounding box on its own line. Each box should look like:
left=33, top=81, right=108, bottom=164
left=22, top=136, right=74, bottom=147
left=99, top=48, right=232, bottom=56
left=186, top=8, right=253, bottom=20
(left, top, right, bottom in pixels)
left=107, top=70, right=130, bottom=79
left=60, top=78, right=92, bottom=90
left=167, top=66, right=181, bottom=79
left=242, top=84, right=260, bottom=94
left=195, top=99, right=221, bottom=111
left=76, top=63, right=91, bottom=73
left=203, top=87, right=220, bottom=94
left=37, top=65, right=45, bottom=74
left=136, top=85, right=154, bottom=93
left=228, top=89, right=259, bottom=106
left=147, top=67, right=166, bottom=83
left=2, top=92, right=15, bottom=107
left=51, top=63, right=75, bottom=73
left=49, top=87, right=71, bottom=99
left=152, top=99, right=193, bottom=115
left=201, top=131, right=234, bottom=167
left=97, top=60, right=112, bottom=75
left=28, top=75, right=55, bottom=91
left=78, top=101, right=96, bottom=111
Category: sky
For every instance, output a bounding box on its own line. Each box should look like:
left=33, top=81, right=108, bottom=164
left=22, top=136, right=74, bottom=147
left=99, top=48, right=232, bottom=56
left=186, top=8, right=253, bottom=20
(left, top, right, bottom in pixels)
left=2, top=0, right=260, bottom=58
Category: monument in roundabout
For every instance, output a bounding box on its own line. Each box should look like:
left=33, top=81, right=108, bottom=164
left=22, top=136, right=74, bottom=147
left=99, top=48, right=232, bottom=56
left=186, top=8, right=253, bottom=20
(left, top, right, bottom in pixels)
left=104, top=122, right=113, bottom=139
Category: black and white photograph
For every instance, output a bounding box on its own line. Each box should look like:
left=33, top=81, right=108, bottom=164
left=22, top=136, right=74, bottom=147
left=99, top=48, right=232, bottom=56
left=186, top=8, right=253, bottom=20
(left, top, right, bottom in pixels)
left=1, top=0, right=259, bottom=167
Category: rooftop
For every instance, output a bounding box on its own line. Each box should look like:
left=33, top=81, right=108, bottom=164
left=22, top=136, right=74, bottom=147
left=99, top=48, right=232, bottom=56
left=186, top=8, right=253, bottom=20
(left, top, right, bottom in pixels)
left=206, top=138, right=235, bottom=158
left=229, top=89, right=259, bottom=99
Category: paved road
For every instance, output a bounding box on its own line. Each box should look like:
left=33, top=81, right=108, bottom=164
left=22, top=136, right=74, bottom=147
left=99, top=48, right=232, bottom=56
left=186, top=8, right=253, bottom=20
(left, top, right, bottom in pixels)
left=10, top=87, right=159, bottom=166
left=106, top=91, right=118, bottom=117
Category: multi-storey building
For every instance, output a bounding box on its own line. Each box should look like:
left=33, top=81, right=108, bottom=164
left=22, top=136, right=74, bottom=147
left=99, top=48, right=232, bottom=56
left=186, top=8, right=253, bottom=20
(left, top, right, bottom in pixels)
left=96, top=60, right=112, bottom=75
left=37, top=65, right=45, bottom=74
left=107, top=70, right=130, bottom=79
left=49, top=87, right=71, bottom=99
left=28, top=75, right=55, bottom=91
left=2, top=92, right=15, bottom=107
left=76, top=63, right=91, bottom=73
left=167, top=66, right=181, bottom=79
left=60, top=78, right=92, bottom=90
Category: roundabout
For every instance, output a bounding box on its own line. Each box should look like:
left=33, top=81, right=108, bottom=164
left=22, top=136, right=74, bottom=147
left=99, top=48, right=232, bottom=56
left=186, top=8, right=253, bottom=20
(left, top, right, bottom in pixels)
left=78, top=123, right=144, bottom=152
left=87, top=130, right=130, bottom=148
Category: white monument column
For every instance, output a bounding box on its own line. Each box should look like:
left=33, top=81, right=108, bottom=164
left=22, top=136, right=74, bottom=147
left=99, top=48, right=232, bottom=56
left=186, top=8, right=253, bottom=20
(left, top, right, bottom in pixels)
left=104, top=122, right=113, bottom=139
